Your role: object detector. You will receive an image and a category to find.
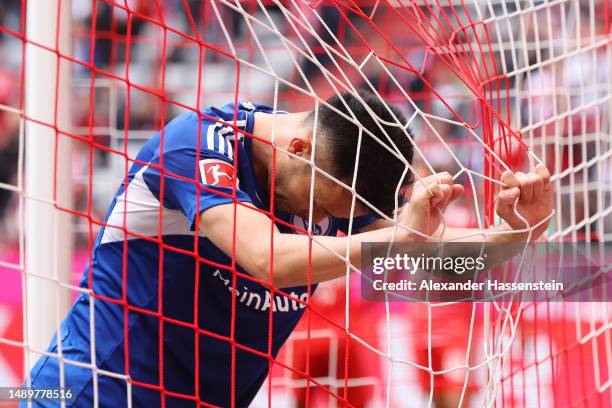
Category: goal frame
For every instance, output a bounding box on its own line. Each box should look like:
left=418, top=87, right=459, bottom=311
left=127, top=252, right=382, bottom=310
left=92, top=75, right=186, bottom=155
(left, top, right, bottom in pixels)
left=23, top=0, right=74, bottom=372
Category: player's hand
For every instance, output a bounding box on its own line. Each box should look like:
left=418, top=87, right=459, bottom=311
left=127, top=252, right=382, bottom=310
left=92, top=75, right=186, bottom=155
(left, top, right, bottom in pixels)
left=397, top=172, right=464, bottom=241
left=495, top=164, right=553, bottom=240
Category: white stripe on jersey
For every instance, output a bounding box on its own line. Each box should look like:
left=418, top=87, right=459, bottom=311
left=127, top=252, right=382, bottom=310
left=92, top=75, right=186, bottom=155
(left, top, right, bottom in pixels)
left=218, top=126, right=234, bottom=135
left=206, top=123, right=240, bottom=159
left=206, top=125, right=215, bottom=153
left=215, top=120, right=246, bottom=129
left=226, top=138, right=234, bottom=160
left=214, top=121, right=245, bottom=160
left=101, top=167, right=203, bottom=244
left=217, top=131, right=225, bottom=155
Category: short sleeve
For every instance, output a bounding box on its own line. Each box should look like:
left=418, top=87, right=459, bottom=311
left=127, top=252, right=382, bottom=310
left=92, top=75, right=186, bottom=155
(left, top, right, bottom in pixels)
left=142, top=120, right=252, bottom=230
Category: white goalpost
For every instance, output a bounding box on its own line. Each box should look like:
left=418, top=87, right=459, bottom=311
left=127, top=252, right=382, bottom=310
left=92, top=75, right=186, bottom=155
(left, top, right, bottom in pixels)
left=23, top=0, right=73, bottom=371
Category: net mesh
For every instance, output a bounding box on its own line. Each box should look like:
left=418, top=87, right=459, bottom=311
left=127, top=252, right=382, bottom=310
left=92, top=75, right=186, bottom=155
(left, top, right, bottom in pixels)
left=0, top=0, right=610, bottom=406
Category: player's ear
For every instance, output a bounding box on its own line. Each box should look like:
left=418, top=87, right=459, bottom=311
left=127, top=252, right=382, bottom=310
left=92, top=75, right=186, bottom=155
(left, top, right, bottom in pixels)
left=287, top=137, right=312, bottom=159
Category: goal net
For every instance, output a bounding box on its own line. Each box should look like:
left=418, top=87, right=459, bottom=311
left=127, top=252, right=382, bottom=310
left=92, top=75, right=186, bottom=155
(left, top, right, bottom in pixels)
left=0, top=0, right=610, bottom=407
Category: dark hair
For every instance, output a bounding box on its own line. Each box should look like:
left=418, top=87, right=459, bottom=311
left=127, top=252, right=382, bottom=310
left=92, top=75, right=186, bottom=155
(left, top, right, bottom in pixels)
left=314, top=90, right=414, bottom=216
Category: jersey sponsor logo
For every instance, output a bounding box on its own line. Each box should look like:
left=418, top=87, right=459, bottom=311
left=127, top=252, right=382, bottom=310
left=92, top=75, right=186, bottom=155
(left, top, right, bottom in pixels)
left=289, top=215, right=332, bottom=236
left=199, top=159, right=237, bottom=188
left=213, top=269, right=309, bottom=312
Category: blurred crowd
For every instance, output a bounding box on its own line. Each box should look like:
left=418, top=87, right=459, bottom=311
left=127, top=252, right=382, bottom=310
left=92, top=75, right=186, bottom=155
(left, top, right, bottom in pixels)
left=0, top=1, right=21, bottom=244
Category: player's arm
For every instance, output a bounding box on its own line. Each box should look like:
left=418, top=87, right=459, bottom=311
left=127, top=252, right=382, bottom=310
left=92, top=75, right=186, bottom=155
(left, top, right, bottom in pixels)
left=199, top=176, right=462, bottom=288
left=361, top=165, right=553, bottom=243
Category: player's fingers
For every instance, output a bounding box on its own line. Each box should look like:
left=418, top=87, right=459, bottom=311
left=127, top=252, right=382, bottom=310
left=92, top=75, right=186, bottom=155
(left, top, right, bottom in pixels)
left=516, top=172, right=534, bottom=202
left=535, top=164, right=551, bottom=187
left=428, top=183, right=445, bottom=208
left=500, top=169, right=520, bottom=190
left=414, top=173, right=454, bottom=209
left=430, top=184, right=452, bottom=212
left=419, top=172, right=451, bottom=187
left=528, top=172, right=543, bottom=202
left=495, top=187, right=523, bottom=230
left=420, top=173, right=438, bottom=184
left=435, top=172, right=453, bottom=186
left=410, top=182, right=436, bottom=209
left=435, top=184, right=454, bottom=211
left=499, top=187, right=520, bottom=204
left=496, top=187, right=520, bottom=214
left=449, top=184, right=464, bottom=203
left=412, top=175, right=435, bottom=195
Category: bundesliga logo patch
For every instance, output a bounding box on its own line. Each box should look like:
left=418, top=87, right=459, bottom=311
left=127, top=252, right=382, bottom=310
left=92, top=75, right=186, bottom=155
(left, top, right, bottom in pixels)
left=199, top=159, right=238, bottom=188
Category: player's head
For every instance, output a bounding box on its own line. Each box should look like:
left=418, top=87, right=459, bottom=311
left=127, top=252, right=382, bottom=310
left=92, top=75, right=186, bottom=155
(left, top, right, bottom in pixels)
left=274, top=90, right=414, bottom=222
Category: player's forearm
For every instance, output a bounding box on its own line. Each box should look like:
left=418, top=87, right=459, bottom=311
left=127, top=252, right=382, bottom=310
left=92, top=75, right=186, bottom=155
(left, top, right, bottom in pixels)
left=359, top=218, right=540, bottom=243
left=432, top=224, right=502, bottom=242
left=435, top=223, right=542, bottom=243
left=200, top=203, right=415, bottom=288
left=268, top=227, right=396, bottom=287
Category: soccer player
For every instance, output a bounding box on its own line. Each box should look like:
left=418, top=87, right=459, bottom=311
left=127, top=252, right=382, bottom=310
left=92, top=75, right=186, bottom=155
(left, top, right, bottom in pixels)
left=25, top=91, right=552, bottom=407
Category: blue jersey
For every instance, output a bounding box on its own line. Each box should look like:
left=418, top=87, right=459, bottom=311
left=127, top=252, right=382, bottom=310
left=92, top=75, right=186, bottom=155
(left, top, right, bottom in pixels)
left=26, top=102, right=376, bottom=407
